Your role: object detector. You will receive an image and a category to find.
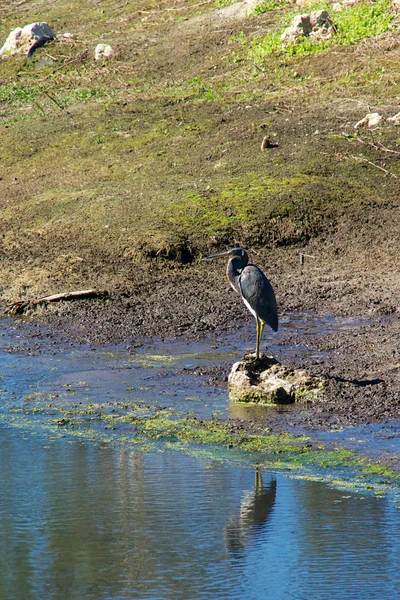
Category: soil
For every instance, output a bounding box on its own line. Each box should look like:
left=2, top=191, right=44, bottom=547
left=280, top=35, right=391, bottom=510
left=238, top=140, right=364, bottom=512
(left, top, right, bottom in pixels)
left=30, top=232, right=400, bottom=432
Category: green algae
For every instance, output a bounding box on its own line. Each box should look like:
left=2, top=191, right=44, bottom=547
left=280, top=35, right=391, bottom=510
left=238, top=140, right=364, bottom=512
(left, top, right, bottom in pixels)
left=2, top=397, right=398, bottom=495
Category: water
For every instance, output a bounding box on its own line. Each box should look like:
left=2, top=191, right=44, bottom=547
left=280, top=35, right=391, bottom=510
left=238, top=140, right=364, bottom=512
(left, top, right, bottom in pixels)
left=0, top=312, right=378, bottom=418
left=0, top=316, right=400, bottom=599
left=1, top=430, right=399, bottom=600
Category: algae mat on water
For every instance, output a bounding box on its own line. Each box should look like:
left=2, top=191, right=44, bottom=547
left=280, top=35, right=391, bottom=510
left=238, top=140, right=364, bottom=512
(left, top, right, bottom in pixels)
left=1, top=395, right=399, bottom=500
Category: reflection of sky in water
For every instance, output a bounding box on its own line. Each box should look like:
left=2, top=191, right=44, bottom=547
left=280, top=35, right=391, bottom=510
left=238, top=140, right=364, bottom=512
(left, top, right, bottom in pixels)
left=0, top=431, right=399, bottom=600
left=0, top=316, right=400, bottom=598
left=0, top=312, right=383, bottom=416
left=0, top=314, right=399, bottom=476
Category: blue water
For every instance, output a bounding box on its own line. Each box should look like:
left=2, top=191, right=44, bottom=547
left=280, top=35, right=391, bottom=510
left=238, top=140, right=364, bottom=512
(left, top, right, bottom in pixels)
left=0, top=316, right=399, bottom=599
left=0, top=430, right=399, bottom=600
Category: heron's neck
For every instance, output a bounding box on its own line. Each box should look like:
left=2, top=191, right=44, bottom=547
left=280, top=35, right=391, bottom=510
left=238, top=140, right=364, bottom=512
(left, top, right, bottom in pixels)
left=227, top=259, right=242, bottom=294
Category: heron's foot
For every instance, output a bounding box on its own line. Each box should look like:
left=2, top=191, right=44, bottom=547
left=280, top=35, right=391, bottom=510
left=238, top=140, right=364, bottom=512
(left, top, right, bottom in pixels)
left=243, top=352, right=279, bottom=369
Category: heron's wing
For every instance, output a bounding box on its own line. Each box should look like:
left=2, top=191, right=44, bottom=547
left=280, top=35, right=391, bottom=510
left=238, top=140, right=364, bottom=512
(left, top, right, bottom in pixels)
left=239, top=265, right=278, bottom=331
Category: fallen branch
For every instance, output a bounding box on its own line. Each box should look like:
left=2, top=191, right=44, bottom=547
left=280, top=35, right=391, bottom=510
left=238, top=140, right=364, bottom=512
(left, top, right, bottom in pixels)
left=128, top=0, right=213, bottom=20
left=37, top=51, right=89, bottom=82
left=37, top=289, right=109, bottom=303
left=6, top=289, right=109, bottom=315
left=356, top=137, right=400, bottom=156
left=350, top=154, right=398, bottom=179
left=299, top=253, right=316, bottom=265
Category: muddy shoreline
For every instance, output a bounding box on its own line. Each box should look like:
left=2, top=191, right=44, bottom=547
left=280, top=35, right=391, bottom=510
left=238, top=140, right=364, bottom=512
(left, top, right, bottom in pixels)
left=8, top=244, right=398, bottom=432
left=1, top=0, right=399, bottom=438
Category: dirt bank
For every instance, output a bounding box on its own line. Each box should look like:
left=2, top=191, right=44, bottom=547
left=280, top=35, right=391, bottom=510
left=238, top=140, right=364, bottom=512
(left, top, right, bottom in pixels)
left=29, top=231, right=399, bottom=430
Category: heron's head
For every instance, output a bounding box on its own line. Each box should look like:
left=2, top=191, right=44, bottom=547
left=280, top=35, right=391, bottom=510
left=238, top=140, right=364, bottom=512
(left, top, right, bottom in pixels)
left=202, top=247, right=247, bottom=261
left=203, top=248, right=248, bottom=293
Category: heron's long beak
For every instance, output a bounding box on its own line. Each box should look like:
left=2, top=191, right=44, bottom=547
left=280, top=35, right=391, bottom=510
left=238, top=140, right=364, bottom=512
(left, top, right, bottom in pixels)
left=202, top=249, right=235, bottom=260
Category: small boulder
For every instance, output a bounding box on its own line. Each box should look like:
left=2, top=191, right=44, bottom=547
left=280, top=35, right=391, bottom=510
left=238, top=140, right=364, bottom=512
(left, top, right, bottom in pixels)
left=228, top=354, right=324, bottom=404
left=354, top=112, right=382, bottom=129
left=95, top=44, right=114, bottom=61
left=0, top=22, right=55, bottom=57
left=281, top=10, right=336, bottom=44
left=387, top=111, right=400, bottom=123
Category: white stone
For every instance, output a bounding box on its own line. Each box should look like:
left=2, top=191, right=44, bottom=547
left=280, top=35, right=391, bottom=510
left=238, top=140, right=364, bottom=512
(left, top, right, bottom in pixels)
left=387, top=111, right=400, bottom=123
left=354, top=112, right=382, bottom=129
left=228, top=360, right=295, bottom=404
left=281, top=10, right=335, bottom=43
left=95, top=43, right=114, bottom=61
left=228, top=356, right=324, bottom=404
left=0, top=22, right=55, bottom=57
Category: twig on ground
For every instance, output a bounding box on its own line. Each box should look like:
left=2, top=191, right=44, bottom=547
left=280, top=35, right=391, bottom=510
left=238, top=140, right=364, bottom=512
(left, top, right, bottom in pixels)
left=327, top=149, right=398, bottom=179
left=6, top=289, right=109, bottom=316
left=350, top=154, right=398, bottom=179
left=37, top=51, right=89, bottom=81
left=129, top=0, right=214, bottom=20
left=356, top=137, right=400, bottom=156
left=299, top=253, right=316, bottom=265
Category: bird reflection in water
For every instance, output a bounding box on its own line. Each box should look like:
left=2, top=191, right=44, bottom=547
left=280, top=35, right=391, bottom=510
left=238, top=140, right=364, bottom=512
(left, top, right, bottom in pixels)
left=224, top=468, right=277, bottom=554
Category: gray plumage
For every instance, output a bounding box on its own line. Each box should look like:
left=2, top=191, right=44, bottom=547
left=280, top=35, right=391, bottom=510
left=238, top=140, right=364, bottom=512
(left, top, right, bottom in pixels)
left=239, top=264, right=278, bottom=332
left=203, top=247, right=278, bottom=358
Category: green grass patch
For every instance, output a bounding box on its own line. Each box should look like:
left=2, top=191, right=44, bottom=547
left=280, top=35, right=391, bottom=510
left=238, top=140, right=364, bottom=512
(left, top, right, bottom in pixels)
left=253, top=0, right=292, bottom=14
left=333, top=0, right=393, bottom=45
left=238, top=0, right=394, bottom=62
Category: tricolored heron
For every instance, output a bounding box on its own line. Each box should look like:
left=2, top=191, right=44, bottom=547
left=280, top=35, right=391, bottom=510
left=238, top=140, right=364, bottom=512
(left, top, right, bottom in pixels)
left=203, top=247, right=278, bottom=359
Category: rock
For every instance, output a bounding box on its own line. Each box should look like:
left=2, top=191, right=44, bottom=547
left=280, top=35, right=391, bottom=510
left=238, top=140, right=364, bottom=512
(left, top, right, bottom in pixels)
left=261, top=135, right=279, bottom=151
left=228, top=354, right=325, bottom=404
left=354, top=112, right=382, bottom=129
left=0, top=22, right=55, bottom=57
left=215, top=0, right=261, bottom=20
left=281, top=10, right=336, bottom=44
left=387, top=111, right=400, bottom=123
left=95, top=44, right=114, bottom=61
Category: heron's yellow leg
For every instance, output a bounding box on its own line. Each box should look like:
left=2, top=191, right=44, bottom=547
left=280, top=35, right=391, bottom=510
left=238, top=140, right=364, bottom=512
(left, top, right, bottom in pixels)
left=255, top=317, right=260, bottom=359
left=255, top=467, right=263, bottom=492
left=259, top=320, right=265, bottom=357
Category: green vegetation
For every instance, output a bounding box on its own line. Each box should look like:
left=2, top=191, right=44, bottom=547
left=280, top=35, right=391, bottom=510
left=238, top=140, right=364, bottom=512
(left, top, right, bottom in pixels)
left=246, top=0, right=394, bottom=61
left=333, top=0, right=393, bottom=44
left=253, top=0, right=292, bottom=15
left=2, top=396, right=398, bottom=490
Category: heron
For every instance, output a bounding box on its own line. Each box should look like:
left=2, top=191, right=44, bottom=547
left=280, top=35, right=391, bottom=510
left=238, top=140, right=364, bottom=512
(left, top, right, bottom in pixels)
left=203, top=247, right=278, bottom=359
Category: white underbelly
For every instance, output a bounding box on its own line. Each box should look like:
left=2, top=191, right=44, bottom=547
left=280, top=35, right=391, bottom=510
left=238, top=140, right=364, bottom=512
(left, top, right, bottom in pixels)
left=242, top=296, right=259, bottom=321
